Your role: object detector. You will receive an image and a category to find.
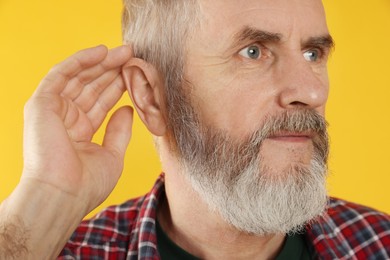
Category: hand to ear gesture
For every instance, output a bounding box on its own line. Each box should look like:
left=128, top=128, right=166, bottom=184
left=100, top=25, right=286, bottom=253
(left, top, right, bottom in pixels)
left=23, top=45, right=133, bottom=210
left=0, top=45, right=133, bottom=259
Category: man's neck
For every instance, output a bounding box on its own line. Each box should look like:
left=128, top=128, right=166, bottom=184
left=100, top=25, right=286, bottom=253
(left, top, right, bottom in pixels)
left=157, top=146, right=285, bottom=260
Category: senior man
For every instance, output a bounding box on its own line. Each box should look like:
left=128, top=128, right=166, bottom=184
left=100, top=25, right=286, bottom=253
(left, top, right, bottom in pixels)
left=1, top=0, right=389, bottom=259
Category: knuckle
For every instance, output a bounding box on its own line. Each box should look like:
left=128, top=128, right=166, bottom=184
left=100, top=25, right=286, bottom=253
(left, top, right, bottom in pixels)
left=88, top=82, right=103, bottom=97
left=96, top=99, right=110, bottom=112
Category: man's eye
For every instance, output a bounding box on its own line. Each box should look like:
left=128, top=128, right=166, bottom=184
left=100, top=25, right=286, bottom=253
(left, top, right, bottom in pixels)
left=239, top=45, right=262, bottom=60
left=303, top=49, right=320, bottom=62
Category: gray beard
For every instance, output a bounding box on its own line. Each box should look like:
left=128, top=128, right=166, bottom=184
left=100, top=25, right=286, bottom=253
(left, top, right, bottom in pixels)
left=184, top=156, right=328, bottom=235
left=168, top=94, right=329, bottom=236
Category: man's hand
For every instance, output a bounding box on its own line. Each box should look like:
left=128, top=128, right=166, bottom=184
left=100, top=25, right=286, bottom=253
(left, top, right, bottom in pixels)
left=0, top=45, right=133, bottom=259
left=23, top=44, right=133, bottom=212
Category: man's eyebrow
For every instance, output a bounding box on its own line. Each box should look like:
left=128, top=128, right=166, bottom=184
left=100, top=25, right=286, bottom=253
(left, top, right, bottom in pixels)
left=230, top=26, right=282, bottom=49
left=303, top=35, right=335, bottom=51
left=228, top=26, right=335, bottom=53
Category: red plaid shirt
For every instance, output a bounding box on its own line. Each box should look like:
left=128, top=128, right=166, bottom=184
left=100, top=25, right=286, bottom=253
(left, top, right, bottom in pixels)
left=59, top=174, right=390, bottom=259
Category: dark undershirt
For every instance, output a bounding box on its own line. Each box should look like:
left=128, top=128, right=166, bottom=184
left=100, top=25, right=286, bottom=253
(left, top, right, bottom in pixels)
left=156, top=220, right=312, bottom=260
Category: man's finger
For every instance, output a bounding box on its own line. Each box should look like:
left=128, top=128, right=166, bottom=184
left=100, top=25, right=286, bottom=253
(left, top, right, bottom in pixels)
left=102, top=106, right=134, bottom=159
left=71, top=45, right=132, bottom=87
left=86, top=76, right=126, bottom=131
left=60, top=45, right=132, bottom=103
left=35, top=45, right=109, bottom=95
left=72, top=68, right=122, bottom=112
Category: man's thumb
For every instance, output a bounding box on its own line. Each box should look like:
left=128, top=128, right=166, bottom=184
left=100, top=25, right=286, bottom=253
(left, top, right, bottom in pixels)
left=103, top=106, right=133, bottom=158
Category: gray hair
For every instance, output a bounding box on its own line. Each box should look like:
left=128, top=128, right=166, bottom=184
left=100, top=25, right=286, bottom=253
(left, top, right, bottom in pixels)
left=122, top=0, right=199, bottom=107
left=122, top=0, right=200, bottom=149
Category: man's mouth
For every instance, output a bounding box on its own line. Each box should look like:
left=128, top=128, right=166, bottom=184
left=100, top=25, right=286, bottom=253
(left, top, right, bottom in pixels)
left=267, top=131, right=314, bottom=142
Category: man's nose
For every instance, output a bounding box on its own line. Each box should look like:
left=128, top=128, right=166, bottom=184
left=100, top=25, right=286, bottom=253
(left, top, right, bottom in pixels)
left=275, top=54, right=329, bottom=110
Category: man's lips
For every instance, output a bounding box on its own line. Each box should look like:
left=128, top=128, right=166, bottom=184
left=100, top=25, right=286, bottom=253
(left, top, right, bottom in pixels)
left=267, top=132, right=314, bottom=142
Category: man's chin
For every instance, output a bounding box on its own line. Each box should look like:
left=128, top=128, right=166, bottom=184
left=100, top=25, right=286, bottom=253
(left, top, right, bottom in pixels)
left=258, top=139, right=315, bottom=175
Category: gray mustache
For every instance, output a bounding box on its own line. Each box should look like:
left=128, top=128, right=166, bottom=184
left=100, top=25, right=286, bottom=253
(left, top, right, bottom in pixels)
left=243, top=108, right=329, bottom=163
left=257, top=108, right=328, bottom=139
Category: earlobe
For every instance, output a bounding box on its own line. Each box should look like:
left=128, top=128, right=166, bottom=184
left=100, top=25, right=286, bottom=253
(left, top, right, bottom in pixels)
left=122, top=58, right=167, bottom=136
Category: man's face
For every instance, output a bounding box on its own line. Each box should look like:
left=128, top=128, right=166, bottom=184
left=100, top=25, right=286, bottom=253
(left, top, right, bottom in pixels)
left=168, top=0, right=332, bottom=235
left=184, top=0, right=331, bottom=173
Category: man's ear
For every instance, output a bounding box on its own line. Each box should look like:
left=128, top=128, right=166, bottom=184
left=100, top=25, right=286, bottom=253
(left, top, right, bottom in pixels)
left=122, top=58, right=167, bottom=136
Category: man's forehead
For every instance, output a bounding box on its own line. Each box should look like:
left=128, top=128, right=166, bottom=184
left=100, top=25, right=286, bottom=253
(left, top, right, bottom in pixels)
left=197, top=0, right=328, bottom=41
left=198, top=0, right=326, bottom=17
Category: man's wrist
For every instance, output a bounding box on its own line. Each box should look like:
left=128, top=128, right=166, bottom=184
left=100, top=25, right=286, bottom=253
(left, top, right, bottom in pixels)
left=0, top=179, right=89, bottom=259
left=0, top=208, right=29, bottom=259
